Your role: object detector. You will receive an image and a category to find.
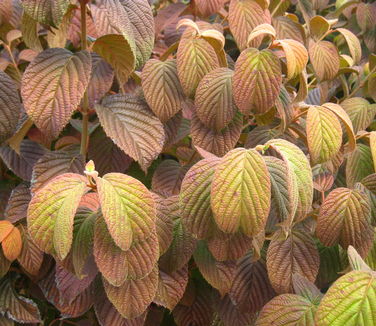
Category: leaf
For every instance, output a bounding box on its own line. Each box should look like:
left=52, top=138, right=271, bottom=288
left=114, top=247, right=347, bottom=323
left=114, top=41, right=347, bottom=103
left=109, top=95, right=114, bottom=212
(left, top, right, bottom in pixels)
left=347, top=246, right=372, bottom=272
left=266, top=228, right=320, bottom=294
left=0, top=278, right=41, bottom=323
left=96, top=172, right=156, bottom=251
left=87, top=54, right=114, bottom=108
left=176, top=37, right=219, bottom=98
left=88, top=128, right=133, bottom=176
left=21, top=0, right=70, bottom=27
left=0, top=71, right=22, bottom=144
left=315, top=271, right=376, bottom=326
left=256, top=294, right=317, bottom=326
left=233, top=48, right=282, bottom=115
left=141, top=59, right=185, bottom=123
left=309, top=15, right=330, bottom=41
left=180, top=157, right=220, bottom=239
left=211, top=148, right=271, bottom=236
left=263, top=156, right=298, bottom=228
left=229, top=253, right=275, bottom=313
left=228, top=0, right=270, bottom=51
left=335, top=28, right=362, bottom=64
left=118, top=0, right=155, bottom=69
left=151, top=160, right=189, bottom=197
left=316, top=187, right=374, bottom=257
left=1, top=226, right=22, bottom=262
left=273, top=39, right=309, bottom=80
left=0, top=140, right=45, bottom=181
left=27, top=173, right=88, bottom=259
left=341, top=98, right=376, bottom=134
left=154, top=2, right=187, bottom=37
left=365, top=230, right=376, bottom=270
left=191, top=111, right=243, bottom=157
left=195, top=68, right=238, bottom=132
left=155, top=265, right=189, bottom=311
left=195, top=0, right=224, bottom=16
left=309, top=40, right=340, bottom=81
left=265, top=139, right=313, bottom=222
left=217, top=294, right=257, bottom=326
left=21, top=48, right=92, bottom=139
left=0, top=221, right=13, bottom=243
left=17, top=226, right=43, bottom=276
left=31, top=146, right=84, bottom=194
left=103, top=267, right=158, bottom=319
left=20, top=12, right=43, bottom=52
left=95, top=94, right=165, bottom=172
left=306, top=105, right=342, bottom=164
left=0, top=250, right=10, bottom=279
left=5, top=183, right=31, bottom=223
left=346, top=144, right=374, bottom=188
left=273, top=16, right=305, bottom=44
left=194, top=241, right=236, bottom=296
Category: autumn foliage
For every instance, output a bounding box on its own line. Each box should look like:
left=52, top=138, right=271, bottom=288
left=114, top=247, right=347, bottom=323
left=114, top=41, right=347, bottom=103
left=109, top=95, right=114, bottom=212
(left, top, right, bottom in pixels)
left=0, top=0, right=376, bottom=325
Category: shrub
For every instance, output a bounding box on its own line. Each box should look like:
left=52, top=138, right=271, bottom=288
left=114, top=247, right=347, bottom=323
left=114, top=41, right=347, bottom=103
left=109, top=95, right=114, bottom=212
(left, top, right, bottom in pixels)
left=0, top=0, right=375, bottom=325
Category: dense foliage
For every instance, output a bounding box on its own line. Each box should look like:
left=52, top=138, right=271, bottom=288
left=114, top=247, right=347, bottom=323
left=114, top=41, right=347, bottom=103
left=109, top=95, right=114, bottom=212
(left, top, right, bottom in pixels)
left=0, top=0, right=376, bottom=325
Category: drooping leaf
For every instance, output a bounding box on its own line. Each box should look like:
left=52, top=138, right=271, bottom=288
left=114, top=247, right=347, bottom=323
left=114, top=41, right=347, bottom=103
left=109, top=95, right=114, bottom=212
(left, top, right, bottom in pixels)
left=266, top=228, right=320, bottom=294
left=228, top=0, right=270, bottom=51
left=233, top=48, right=282, bottom=115
left=306, top=105, right=342, bottom=164
left=256, top=293, right=317, bottom=326
left=195, top=67, right=238, bottom=132
left=95, top=94, right=165, bottom=172
left=341, top=98, right=376, bottom=134
left=191, top=111, right=243, bottom=157
left=309, top=40, right=340, bottom=81
left=211, top=148, right=271, bottom=236
left=21, top=0, right=70, bottom=27
left=316, top=187, right=374, bottom=257
left=335, top=28, right=362, bottom=64
left=0, top=71, right=22, bottom=144
left=27, top=173, right=88, bottom=259
left=141, top=59, right=185, bottom=123
left=346, top=143, right=374, bottom=188
left=31, top=146, right=84, bottom=194
left=315, top=271, right=376, bottom=326
left=103, top=267, right=158, bottom=319
left=96, top=172, right=156, bottom=251
left=0, top=278, right=41, bottom=323
left=5, top=183, right=31, bottom=223
left=180, top=157, right=220, bottom=239
left=176, top=37, right=219, bottom=98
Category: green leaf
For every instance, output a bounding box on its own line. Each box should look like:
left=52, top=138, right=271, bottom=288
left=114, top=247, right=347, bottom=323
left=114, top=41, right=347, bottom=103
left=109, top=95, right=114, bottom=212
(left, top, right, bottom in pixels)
left=95, top=95, right=165, bottom=172
left=211, top=148, right=271, bottom=237
left=341, top=98, right=376, bottom=134
left=315, top=271, right=376, bottom=326
left=317, top=187, right=374, bottom=257
left=27, top=173, right=88, bottom=260
left=346, top=144, right=374, bottom=188
left=306, top=105, right=342, bottom=164
left=21, top=48, right=92, bottom=139
left=96, top=172, right=156, bottom=251
left=233, top=48, right=282, bottom=115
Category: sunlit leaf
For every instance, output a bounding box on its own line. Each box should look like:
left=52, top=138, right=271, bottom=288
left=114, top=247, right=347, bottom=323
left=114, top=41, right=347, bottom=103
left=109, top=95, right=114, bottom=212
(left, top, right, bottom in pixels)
left=1, top=226, right=22, bottom=262
left=341, top=98, right=376, bottom=134
left=309, top=40, right=340, bottom=81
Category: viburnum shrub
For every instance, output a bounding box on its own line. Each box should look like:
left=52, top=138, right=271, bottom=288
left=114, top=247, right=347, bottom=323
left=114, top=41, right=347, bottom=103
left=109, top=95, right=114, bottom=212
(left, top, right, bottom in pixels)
left=0, top=0, right=376, bottom=325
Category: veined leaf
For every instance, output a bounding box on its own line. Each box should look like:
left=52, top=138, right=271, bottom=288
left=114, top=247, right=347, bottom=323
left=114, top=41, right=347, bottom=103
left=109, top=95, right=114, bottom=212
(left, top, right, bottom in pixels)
left=265, top=139, right=313, bottom=222
left=335, top=28, right=362, bottom=64
left=309, top=40, right=340, bottom=81
left=0, top=221, right=13, bottom=243
left=256, top=294, right=317, bottom=326
left=176, top=37, right=219, bottom=98
left=141, top=59, right=185, bottom=123
left=315, top=271, right=376, bottom=326
left=27, top=173, right=88, bottom=259
left=273, top=16, right=305, bottom=44
left=5, top=183, right=31, bottom=223
left=211, top=148, right=271, bottom=236
left=266, top=228, right=320, bottom=294
left=95, top=95, right=165, bottom=172
left=309, top=15, right=330, bottom=41
left=341, top=98, right=376, bottom=134
left=96, top=173, right=156, bottom=251
left=228, top=0, right=270, bottom=51
left=346, top=144, right=374, bottom=188
left=195, top=68, right=238, bottom=132
left=21, top=0, right=70, bottom=28
left=306, top=105, right=342, bottom=164
left=1, top=226, right=22, bottom=262
left=0, top=250, right=10, bottom=279
left=233, top=48, right=282, bottom=115
left=191, top=111, right=243, bottom=157
left=103, top=267, right=158, bottom=319
left=21, top=48, right=92, bottom=139
left=316, top=187, right=374, bottom=257
left=0, top=71, right=22, bottom=144
left=180, top=157, right=220, bottom=239
left=195, top=0, right=224, bottom=16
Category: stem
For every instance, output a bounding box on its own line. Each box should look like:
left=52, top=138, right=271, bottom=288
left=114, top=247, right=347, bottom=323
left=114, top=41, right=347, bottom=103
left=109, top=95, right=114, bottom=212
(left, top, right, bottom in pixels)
left=79, top=0, right=89, bottom=158
left=160, top=41, right=179, bottom=61
left=4, top=44, right=22, bottom=81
